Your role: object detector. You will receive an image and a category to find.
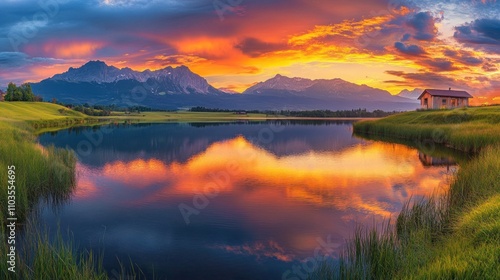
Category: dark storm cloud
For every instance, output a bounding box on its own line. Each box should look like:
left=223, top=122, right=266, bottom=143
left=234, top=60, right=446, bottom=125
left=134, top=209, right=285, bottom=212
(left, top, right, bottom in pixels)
left=442, top=49, right=483, bottom=67
left=422, top=59, right=457, bottom=71
left=354, top=9, right=441, bottom=55
left=235, top=38, right=287, bottom=57
left=0, top=51, right=64, bottom=68
left=406, top=12, right=439, bottom=41
left=401, top=33, right=411, bottom=42
left=394, top=42, right=426, bottom=56
left=454, top=18, right=500, bottom=53
left=482, top=61, right=498, bottom=72
left=0, top=52, right=29, bottom=68
left=384, top=70, right=466, bottom=89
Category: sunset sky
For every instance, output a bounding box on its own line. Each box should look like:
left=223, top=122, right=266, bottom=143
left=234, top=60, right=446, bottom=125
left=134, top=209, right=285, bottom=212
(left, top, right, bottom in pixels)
left=0, top=0, right=499, bottom=103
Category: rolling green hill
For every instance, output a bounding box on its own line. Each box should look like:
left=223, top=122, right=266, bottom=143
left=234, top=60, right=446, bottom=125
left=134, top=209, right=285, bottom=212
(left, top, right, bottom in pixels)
left=0, top=102, right=87, bottom=121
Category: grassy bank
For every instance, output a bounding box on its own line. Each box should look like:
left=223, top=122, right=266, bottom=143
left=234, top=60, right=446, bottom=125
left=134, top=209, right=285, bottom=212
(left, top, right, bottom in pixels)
left=312, top=107, right=500, bottom=279
left=0, top=103, right=111, bottom=279
left=353, top=106, right=500, bottom=153
left=0, top=121, right=76, bottom=222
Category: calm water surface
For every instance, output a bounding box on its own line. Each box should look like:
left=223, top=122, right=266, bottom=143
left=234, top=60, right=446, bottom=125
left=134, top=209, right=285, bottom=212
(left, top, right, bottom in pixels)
left=38, top=121, right=459, bottom=279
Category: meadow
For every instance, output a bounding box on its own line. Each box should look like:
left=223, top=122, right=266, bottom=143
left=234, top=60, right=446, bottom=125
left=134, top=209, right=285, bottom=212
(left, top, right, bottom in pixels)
left=310, top=106, right=500, bottom=279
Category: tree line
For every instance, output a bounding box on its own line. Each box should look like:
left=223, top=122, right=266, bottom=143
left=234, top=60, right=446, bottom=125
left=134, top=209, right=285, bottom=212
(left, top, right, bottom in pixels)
left=189, top=107, right=399, bottom=117
left=279, top=109, right=398, bottom=118
left=3, top=83, right=43, bottom=102
left=189, top=106, right=260, bottom=113
left=64, top=104, right=165, bottom=116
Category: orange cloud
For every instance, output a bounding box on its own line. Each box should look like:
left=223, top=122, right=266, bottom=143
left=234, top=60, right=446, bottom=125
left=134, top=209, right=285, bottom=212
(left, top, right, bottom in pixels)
left=43, top=41, right=105, bottom=58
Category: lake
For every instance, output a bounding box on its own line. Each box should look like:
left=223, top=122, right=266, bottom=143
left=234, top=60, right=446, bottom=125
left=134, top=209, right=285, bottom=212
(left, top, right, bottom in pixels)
left=37, top=121, right=460, bottom=279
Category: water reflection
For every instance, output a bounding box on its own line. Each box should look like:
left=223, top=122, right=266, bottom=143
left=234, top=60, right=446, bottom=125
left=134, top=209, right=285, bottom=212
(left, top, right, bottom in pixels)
left=38, top=122, right=459, bottom=279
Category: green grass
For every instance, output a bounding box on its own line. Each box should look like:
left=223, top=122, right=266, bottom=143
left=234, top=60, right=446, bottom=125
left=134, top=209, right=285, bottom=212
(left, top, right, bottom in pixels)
left=0, top=121, right=76, bottom=222
left=311, top=107, right=500, bottom=279
left=0, top=118, right=107, bottom=279
left=0, top=216, right=108, bottom=280
left=354, top=106, right=500, bottom=152
left=0, top=104, right=96, bottom=279
left=397, top=145, right=500, bottom=279
left=0, top=102, right=88, bottom=121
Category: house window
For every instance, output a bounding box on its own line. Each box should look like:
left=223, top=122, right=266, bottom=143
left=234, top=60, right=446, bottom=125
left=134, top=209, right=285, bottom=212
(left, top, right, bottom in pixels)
left=424, top=98, right=428, bottom=106
left=442, top=99, right=447, bottom=105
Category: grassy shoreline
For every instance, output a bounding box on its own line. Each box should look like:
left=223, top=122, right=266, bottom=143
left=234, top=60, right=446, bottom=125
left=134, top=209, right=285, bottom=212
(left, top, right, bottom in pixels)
left=0, top=103, right=137, bottom=279
left=321, top=106, right=500, bottom=279
left=353, top=106, right=500, bottom=153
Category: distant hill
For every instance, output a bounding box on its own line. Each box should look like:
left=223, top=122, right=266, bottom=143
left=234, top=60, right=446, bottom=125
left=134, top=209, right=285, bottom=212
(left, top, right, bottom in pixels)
left=244, top=74, right=409, bottom=102
left=397, top=88, right=423, bottom=100
left=31, top=61, right=419, bottom=111
left=218, top=88, right=241, bottom=94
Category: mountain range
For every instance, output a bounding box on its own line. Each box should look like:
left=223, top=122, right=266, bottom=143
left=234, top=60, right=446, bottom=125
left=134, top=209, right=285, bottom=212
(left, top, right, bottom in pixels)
left=31, top=61, right=419, bottom=111
left=397, top=88, right=424, bottom=100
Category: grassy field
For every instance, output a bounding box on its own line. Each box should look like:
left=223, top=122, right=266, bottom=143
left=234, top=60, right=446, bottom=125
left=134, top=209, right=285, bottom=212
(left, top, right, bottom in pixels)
left=0, top=102, right=88, bottom=121
left=310, top=106, right=500, bottom=279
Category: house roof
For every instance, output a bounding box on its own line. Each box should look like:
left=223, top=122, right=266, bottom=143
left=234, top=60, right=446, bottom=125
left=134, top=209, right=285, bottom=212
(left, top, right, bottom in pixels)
left=418, top=89, right=473, bottom=99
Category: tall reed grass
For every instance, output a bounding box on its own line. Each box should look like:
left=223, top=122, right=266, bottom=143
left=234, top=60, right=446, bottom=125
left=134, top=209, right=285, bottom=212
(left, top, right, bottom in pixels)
left=0, top=217, right=108, bottom=280
left=0, top=119, right=150, bottom=279
left=0, top=121, right=76, bottom=222
left=0, top=121, right=107, bottom=279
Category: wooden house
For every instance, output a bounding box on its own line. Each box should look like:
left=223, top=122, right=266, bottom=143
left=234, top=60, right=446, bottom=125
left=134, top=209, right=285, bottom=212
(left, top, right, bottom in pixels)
left=0, top=90, right=5, bottom=102
left=418, top=88, right=472, bottom=109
